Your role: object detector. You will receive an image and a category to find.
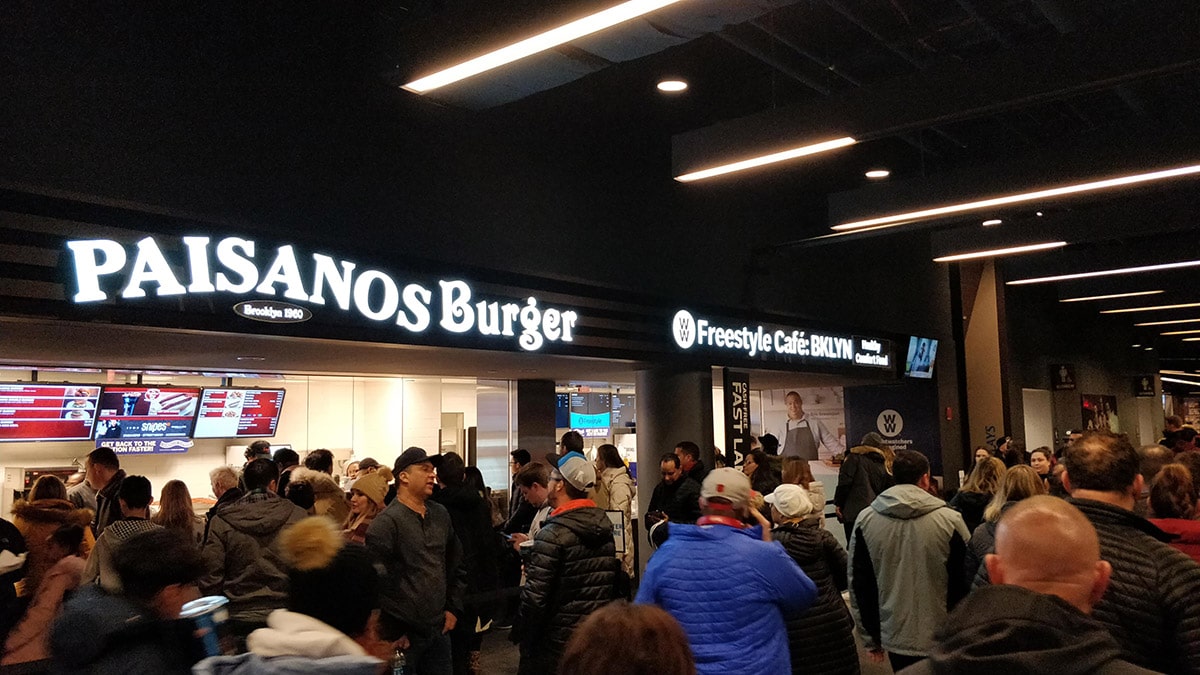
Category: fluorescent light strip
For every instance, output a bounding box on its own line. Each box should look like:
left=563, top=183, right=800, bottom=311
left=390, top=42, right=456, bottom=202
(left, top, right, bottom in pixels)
left=1163, top=330, right=1200, bottom=336
left=1137, top=318, right=1200, bottom=327
left=1100, top=302, right=1200, bottom=314
left=1163, top=376, right=1200, bottom=387
left=1060, top=290, right=1163, bottom=303
left=1185, top=338, right=1200, bottom=343
left=833, top=164, right=1200, bottom=231
left=674, top=137, right=857, bottom=183
left=403, top=0, right=688, bottom=93
left=1009, top=259, right=1200, bottom=286
left=932, top=241, right=1066, bottom=263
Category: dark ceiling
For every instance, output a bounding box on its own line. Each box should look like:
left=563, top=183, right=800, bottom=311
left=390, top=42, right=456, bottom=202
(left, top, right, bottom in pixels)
left=2, top=0, right=1199, bottom=387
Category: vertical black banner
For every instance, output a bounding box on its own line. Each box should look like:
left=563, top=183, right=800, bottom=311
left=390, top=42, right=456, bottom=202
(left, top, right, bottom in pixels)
left=723, top=368, right=752, bottom=468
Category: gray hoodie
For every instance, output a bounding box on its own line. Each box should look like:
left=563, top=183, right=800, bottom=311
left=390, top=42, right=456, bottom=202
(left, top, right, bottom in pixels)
left=849, top=484, right=970, bottom=656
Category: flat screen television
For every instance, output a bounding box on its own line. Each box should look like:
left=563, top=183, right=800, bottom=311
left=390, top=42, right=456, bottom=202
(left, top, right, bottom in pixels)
left=904, top=337, right=939, bottom=379
left=94, top=385, right=200, bottom=440
left=193, top=387, right=287, bottom=439
left=0, top=383, right=101, bottom=442
left=569, top=392, right=611, bottom=438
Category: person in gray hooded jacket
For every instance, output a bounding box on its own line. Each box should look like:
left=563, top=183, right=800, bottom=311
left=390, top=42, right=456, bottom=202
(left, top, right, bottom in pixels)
left=849, top=450, right=970, bottom=673
left=200, top=458, right=307, bottom=641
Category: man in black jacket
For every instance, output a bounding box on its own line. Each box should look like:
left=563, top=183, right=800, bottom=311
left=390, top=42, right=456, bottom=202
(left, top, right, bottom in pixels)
left=1059, top=431, right=1200, bottom=674
left=674, top=440, right=708, bottom=484
left=646, top=453, right=701, bottom=525
left=86, top=446, right=126, bottom=537
left=514, top=451, right=621, bottom=675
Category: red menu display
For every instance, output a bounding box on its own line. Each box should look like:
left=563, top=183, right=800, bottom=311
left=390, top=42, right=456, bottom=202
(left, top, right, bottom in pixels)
left=94, top=386, right=200, bottom=439
left=0, top=383, right=100, bottom=442
left=194, top=388, right=286, bottom=438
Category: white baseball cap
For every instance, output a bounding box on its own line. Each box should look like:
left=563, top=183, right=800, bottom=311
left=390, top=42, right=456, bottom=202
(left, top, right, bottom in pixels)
left=765, top=484, right=814, bottom=519
left=700, top=468, right=752, bottom=507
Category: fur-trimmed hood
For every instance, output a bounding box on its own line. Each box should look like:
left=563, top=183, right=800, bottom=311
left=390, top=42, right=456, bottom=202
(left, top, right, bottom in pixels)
left=288, top=467, right=350, bottom=523
left=12, top=498, right=93, bottom=528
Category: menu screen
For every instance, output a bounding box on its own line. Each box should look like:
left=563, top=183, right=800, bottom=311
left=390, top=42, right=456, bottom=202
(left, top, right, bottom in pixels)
left=94, top=386, right=200, bottom=439
left=194, top=388, right=286, bottom=438
left=569, top=392, right=611, bottom=438
left=0, top=383, right=101, bottom=442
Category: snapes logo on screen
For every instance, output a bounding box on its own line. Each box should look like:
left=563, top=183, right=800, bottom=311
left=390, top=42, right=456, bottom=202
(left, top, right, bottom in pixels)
left=66, top=236, right=579, bottom=352
left=671, top=309, right=891, bottom=368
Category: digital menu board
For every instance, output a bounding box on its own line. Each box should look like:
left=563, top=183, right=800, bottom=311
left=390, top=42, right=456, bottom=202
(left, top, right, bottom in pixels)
left=569, top=392, right=611, bottom=438
left=94, top=386, right=200, bottom=439
left=0, top=383, right=100, bottom=442
left=193, top=388, right=286, bottom=439
left=611, top=393, right=636, bottom=428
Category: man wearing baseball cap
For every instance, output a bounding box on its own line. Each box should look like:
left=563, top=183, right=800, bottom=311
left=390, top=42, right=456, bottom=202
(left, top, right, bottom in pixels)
left=636, top=467, right=818, bottom=675
left=513, top=451, right=623, bottom=675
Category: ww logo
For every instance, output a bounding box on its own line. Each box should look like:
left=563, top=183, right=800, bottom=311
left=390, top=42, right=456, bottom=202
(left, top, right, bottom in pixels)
left=876, top=409, right=904, bottom=438
left=672, top=310, right=697, bottom=349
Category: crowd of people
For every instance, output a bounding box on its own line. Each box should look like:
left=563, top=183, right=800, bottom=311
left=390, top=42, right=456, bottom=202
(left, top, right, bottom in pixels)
left=3, top=422, right=1200, bottom=674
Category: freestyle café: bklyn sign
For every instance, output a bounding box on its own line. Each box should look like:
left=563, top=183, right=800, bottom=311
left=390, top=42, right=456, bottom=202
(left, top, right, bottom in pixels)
left=66, top=236, right=580, bottom=352
left=672, top=309, right=892, bottom=367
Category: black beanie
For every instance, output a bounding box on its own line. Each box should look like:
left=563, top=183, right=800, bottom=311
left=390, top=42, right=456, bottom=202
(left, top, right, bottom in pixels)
left=279, top=517, right=380, bottom=638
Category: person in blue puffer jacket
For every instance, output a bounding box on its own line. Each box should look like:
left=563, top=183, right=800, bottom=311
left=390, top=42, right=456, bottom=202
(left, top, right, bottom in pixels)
left=636, top=468, right=818, bottom=675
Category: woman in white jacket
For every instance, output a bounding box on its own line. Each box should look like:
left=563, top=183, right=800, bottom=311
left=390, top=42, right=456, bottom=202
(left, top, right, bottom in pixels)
left=593, top=444, right=635, bottom=577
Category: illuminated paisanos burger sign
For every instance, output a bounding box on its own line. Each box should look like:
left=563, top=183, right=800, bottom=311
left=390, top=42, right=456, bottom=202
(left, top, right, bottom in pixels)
left=66, top=236, right=580, bottom=351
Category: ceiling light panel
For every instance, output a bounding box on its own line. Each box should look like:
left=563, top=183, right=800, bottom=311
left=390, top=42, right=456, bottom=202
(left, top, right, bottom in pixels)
left=1100, top=302, right=1200, bottom=314
left=1136, top=318, right=1200, bottom=327
left=1162, top=330, right=1200, bottom=336
left=1008, top=259, right=1200, bottom=286
left=1060, top=290, right=1164, bottom=303
left=674, top=137, right=857, bottom=183
left=932, top=241, right=1066, bottom=263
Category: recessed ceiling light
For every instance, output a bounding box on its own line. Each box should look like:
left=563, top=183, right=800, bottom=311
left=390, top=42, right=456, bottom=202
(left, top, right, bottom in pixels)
left=1008, top=259, right=1200, bottom=286
left=981, top=219, right=1003, bottom=227
left=932, top=241, right=1066, bottom=263
left=1145, top=346, right=1155, bottom=350
left=1100, top=302, right=1200, bottom=314
left=657, top=79, right=687, bottom=92
left=403, top=0, right=689, bottom=93
left=674, top=136, right=857, bottom=183
left=1162, top=329, right=1200, bottom=336
left=1132, top=344, right=1142, bottom=348
left=833, top=163, right=1200, bottom=232
left=1136, top=317, right=1200, bottom=327
left=1060, top=290, right=1164, bottom=303
left=865, top=169, right=890, bottom=179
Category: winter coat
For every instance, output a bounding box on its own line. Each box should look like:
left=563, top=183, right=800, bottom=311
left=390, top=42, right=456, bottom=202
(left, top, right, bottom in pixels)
left=92, top=470, right=126, bottom=537
left=49, top=585, right=205, bottom=674
left=647, top=476, right=701, bottom=524
left=772, top=522, right=859, bottom=675
left=516, top=502, right=622, bottom=675
left=1068, top=497, right=1200, bottom=673
left=897, top=585, right=1157, bottom=675
left=0, top=518, right=26, bottom=646
left=834, top=446, right=892, bottom=538
left=288, top=468, right=349, bottom=525
left=2, top=555, right=84, bottom=665
left=1150, top=517, right=1200, bottom=564
left=192, top=610, right=383, bottom=675
left=947, top=490, right=991, bottom=532
left=432, top=483, right=501, bottom=617
left=81, top=518, right=162, bottom=592
left=596, top=466, right=635, bottom=576
left=10, top=499, right=94, bottom=595
left=636, top=519, right=818, bottom=675
left=849, top=484, right=970, bottom=656
left=199, top=492, right=307, bottom=623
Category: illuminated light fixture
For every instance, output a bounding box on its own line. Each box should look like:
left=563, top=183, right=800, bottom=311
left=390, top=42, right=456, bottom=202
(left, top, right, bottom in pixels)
left=657, top=79, right=687, bottom=92
left=1036, top=211, right=1044, bottom=216
left=932, top=241, right=1066, bottom=263
left=833, top=164, right=1200, bottom=231
left=1009, top=259, right=1200, bottom=286
left=1163, top=329, right=1200, bottom=336
left=1100, top=302, right=1200, bottom=314
left=1163, top=376, right=1200, bottom=387
left=1132, top=344, right=1142, bottom=348
left=865, top=169, right=890, bottom=179
left=1136, top=317, right=1200, bottom=327
left=674, top=136, right=857, bottom=183
left=1146, top=346, right=1155, bottom=350
left=982, top=219, right=1003, bottom=227
left=1186, top=338, right=1200, bottom=343
left=403, top=0, right=689, bottom=93
left=1060, top=290, right=1164, bottom=303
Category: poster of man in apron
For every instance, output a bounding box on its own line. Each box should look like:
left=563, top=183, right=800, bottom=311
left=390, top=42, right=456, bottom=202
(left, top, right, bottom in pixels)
left=764, top=388, right=847, bottom=461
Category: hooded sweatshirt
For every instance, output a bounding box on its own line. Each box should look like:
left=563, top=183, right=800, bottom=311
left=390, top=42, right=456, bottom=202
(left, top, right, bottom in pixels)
left=192, top=610, right=383, bottom=675
left=897, top=585, right=1157, bottom=675
left=849, top=484, right=970, bottom=656
left=199, top=492, right=307, bottom=623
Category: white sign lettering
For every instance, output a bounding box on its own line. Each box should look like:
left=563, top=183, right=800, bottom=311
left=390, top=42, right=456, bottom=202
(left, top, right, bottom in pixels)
left=67, top=236, right=580, bottom=352
left=671, top=309, right=891, bottom=368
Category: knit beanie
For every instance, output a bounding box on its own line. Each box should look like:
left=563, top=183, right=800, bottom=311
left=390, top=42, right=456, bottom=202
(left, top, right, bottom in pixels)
left=351, top=466, right=393, bottom=508
left=279, top=517, right=380, bottom=638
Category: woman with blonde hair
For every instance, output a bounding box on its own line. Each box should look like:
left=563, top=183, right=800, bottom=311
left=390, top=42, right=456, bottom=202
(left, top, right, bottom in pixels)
left=151, top=479, right=204, bottom=545
left=949, top=457, right=1005, bottom=531
left=963, top=465, right=1046, bottom=584
left=782, top=457, right=826, bottom=527
left=342, top=467, right=392, bottom=544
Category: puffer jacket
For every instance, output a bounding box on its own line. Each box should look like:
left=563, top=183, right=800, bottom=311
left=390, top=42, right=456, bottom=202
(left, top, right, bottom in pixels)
left=1068, top=497, right=1200, bottom=674
left=199, top=492, right=307, bottom=623
left=596, top=467, right=635, bottom=576
left=773, top=522, right=859, bottom=675
left=834, top=446, right=892, bottom=538
left=516, top=502, right=622, bottom=675
left=192, top=610, right=383, bottom=675
left=287, top=468, right=349, bottom=524
left=849, top=484, right=970, bottom=656
left=898, top=585, right=1157, bottom=675
left=10, top=499, right=94, bottom=595
left=636, top=520, right=818, bottom=675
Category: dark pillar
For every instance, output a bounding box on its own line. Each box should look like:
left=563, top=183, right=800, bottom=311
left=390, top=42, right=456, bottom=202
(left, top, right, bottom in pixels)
left=516, top=379, right=556, bottom=455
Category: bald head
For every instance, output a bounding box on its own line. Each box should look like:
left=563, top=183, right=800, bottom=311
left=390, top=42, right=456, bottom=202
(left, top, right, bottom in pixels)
left=985, top=496, right=1112, bottom=613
